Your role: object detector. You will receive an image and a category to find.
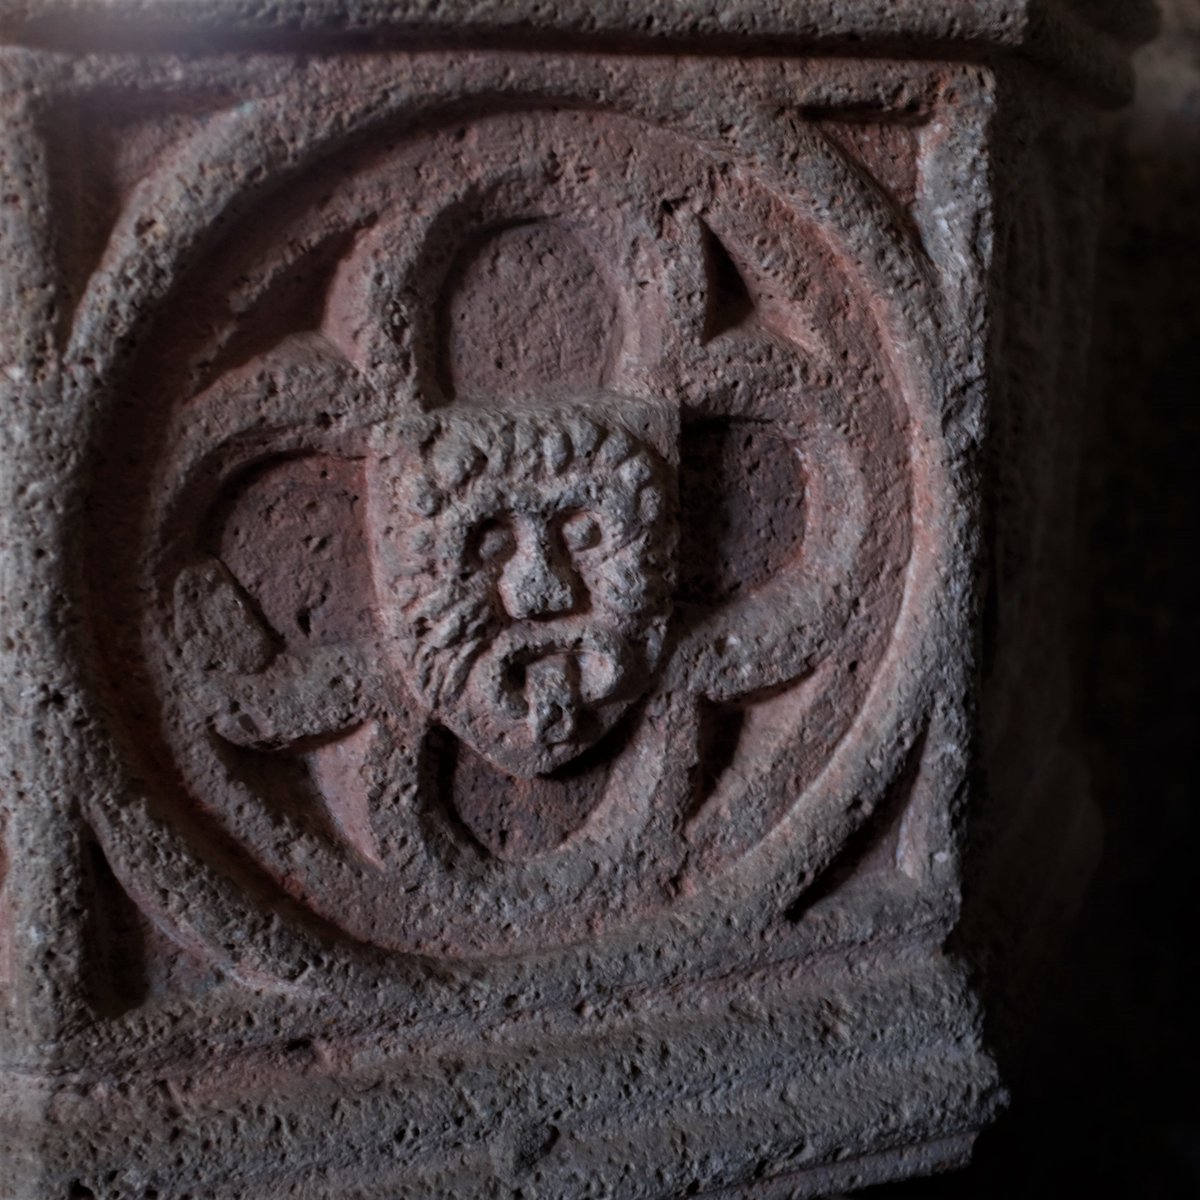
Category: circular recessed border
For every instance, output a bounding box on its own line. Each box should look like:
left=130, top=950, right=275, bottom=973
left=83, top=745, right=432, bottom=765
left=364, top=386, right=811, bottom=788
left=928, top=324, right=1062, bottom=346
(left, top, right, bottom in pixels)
left=74, top=73, right=950, bottom=983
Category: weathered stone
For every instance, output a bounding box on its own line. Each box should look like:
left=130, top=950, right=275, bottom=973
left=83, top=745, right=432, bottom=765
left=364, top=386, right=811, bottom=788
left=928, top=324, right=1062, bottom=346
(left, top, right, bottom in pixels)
left=0, top=3, right=1151, bottom=1196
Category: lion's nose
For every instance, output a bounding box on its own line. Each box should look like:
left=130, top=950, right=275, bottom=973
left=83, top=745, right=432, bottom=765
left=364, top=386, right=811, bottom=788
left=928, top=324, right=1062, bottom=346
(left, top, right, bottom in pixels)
left=498, top=530, right=577, bottom=621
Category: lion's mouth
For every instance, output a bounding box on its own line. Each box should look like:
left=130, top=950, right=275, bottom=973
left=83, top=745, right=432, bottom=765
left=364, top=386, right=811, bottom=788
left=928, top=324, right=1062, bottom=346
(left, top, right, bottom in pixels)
left=511, top=652, right=579, bottom=746
left=482, top=625, right=627, bottom=743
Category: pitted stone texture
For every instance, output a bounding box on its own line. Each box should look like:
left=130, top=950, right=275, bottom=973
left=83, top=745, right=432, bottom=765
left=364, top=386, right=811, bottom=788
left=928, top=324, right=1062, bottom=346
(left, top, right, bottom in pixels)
left=62, top=94, right=921, bottom=963
left=0, top=0, right=1157, bottom=103
left=0, top=9, right=1139, bottom=1197
left=375, top=403, right=676, bottom=777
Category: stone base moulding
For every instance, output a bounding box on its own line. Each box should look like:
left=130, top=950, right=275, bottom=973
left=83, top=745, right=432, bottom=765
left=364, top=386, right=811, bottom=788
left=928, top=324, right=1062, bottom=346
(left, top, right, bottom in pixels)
left=0, top=3, right=1151, bottom=1197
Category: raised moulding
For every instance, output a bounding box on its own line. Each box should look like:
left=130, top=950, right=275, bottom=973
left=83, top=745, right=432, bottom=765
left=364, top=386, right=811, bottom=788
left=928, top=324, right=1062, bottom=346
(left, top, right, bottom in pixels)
left=82, top=102, right=916, bottom=965
left=0, top=5, right=1152, bottom=1197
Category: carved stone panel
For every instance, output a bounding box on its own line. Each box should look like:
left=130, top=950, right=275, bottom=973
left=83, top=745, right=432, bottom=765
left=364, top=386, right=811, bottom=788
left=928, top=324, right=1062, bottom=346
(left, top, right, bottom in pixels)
left=0, top=7, right=1147, bottom=1196
left=72, top=94, right=922, bottom=971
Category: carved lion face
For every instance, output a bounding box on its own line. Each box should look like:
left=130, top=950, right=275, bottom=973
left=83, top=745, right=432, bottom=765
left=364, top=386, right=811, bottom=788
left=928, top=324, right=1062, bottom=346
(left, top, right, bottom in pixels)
left=373, top=406, right=675, bottom=776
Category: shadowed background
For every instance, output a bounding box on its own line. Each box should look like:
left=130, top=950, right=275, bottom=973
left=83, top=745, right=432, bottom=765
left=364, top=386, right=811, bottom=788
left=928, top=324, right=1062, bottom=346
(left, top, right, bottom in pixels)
left=861, top=3, right=1200, bottom=1196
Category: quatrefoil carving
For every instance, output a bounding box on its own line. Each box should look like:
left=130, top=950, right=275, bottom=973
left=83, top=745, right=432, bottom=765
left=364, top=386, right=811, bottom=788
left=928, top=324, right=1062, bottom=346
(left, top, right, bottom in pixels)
left=91, top=105, right=917, bottom=958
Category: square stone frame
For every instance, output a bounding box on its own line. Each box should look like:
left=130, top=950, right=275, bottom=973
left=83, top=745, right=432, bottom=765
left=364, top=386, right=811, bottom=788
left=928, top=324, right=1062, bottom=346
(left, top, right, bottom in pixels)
left=0, top=5, right=1150, bottom=1198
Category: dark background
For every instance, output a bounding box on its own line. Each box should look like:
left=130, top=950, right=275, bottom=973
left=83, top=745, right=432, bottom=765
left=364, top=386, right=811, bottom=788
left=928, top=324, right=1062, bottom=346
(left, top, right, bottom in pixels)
left=869, top=5, right=1200, bottom=1197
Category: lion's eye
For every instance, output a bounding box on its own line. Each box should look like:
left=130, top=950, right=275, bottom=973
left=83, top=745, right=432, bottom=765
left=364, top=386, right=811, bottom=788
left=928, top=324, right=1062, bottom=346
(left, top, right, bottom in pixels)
left=472, top=519, right=515, bottom=566
left=560, top=510, right=603, bottom=554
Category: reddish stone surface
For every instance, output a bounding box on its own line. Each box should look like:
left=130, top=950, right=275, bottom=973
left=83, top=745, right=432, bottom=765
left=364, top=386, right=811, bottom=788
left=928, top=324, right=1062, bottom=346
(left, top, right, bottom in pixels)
left=0, top=4, right=1149, bottom=1197
left=66, top=99, right=918, bottom=962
